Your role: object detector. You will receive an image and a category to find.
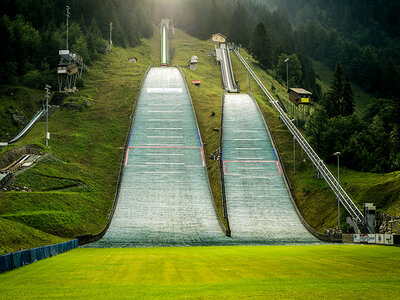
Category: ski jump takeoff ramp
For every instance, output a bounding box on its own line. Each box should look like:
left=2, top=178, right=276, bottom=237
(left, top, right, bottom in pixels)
left=222, top=94, right=319, bottom=244
left=88, top=67, right=227, bottom=247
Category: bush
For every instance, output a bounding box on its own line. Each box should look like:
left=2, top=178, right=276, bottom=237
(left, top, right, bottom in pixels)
left=22, top=70, right=43, bottom=89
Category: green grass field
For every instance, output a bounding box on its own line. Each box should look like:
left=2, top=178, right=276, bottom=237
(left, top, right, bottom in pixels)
left=0, top=245, right=399, bottom=299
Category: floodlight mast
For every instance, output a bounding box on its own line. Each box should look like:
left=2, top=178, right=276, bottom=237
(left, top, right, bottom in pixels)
left=66, top=5, right=71, bottom=50
left=110, top=22, right=113, bottom=50
left=45, top=85, right=51, bottom=147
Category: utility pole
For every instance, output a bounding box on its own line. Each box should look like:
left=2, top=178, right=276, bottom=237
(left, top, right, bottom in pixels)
left=334, top=152, right=341, bottom=230
left=45, top=85, right=51, bottom=147
left=291, top=119, right=296, bottom=174
left=284, top=58, right=290, bottom=115
left=110, top=22, right=113, bottom=50
left=66, top=5, right=70, bottom=50
left=246, top=58, right=250, bottom=90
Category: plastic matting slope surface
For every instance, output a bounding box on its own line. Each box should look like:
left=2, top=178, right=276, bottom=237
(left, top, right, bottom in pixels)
left=88, top=67, right=227, bottom=247
left=223, top=94, right=319, bottom=244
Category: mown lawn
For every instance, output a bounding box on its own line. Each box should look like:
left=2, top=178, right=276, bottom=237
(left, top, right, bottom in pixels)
left=0, top=245, right=399, bottom=299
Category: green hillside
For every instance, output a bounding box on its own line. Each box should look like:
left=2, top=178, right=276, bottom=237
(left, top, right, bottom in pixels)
left=0, top=36, right=159, bottom=254
left=1, top=28, right=400, bottom=254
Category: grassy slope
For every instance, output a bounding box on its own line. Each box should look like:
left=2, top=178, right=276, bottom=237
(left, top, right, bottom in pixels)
left=0, top=246, right=399, bottom=298
left=311, top=59, right=373, bottom=115
left=0, top=37, right=159, bottom=254
left=169, top=30, right=228, bottom=229
left=0, top=87, right=44, bottom=141
left=231, top=49, right=400, bottom=231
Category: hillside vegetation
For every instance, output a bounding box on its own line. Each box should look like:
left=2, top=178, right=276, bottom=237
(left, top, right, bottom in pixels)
left=0, top=35, right=159, bottom=254
left=230, top=49, right=400, bottom=231
left=2, top=27, right=400, bottom=254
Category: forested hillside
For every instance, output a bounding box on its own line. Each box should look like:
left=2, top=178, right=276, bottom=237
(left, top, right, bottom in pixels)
left=1, top=0, right=399, bottom=172
left=0, top=0, right=153, bottom=87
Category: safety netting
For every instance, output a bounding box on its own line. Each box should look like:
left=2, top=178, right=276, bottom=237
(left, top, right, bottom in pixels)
left=222, top=94, right=319, bottom=244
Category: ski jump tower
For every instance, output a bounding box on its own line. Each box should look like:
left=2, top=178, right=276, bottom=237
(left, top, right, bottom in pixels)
left=160, top=19, right=174, bottom=66
left=57, top=50, right=87, bottom=93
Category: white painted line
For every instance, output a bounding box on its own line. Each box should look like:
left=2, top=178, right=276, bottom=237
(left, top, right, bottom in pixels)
left=148, top=119, right=181, bottom=121
left=234, top=130, right=260, bottom=133
left=145, top=171, right=185, bottom=174
left=145, top=162, right=184, bottom=165
left=148, top=111, right=183, bottom=113
left=238, top=167, right=266, bottom=170
left=233, top=139, right=260, bottom=141
left=147, top=104, right=180, bottom=106
left=185, top=165, right=204, bottom=168
left=146, top=144, right=184, bottom=146
left=145, top=153, right=184, bottom=156
left=235, top=148, right=262, bottom=150
left=147, top=128, right=183, bottom=130
left=237, top=158, right=264, bottom=160
left=147, top=136, right=183, bottom=138
left=239, top=176, right=272, bottom=179
left=147, top=88, right=183, bottom=93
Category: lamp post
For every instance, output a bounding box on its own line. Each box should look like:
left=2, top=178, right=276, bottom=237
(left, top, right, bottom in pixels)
left=110, top=22, right=113, bottom=50
left=66, top=5, right=70, bottom=50
left=45, top=85, right=51, bottom=147
left=284, top=58, right=290, bottom=115
left=291, top=119, right=296, bottom=174
left=246, top=57, right=250, bottom=90
left=333, top=151, right=341, bottom=230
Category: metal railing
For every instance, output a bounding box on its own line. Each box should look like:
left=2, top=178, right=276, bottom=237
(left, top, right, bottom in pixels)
left=234, top=49, right=364, bottom=225
left=220, top=45, right=237, bottom=92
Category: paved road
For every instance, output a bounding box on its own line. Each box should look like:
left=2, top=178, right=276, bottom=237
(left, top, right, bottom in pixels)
left=223, top=94, right=319, bottom=244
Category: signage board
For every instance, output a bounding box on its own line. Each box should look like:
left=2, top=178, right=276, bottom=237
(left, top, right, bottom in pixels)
left=376, top=234, right=384, bottom=244
left=384, top=234, right=394, bottom=245
left=367, top=234, right=376, bottom=244
left=300, top=98, right=310, bottom=103
left=147, top=88, right=182, bottom=94
left=59, top=50, right=70, bottom=55
left=360, top=234, right=368, bottom=243
left=353, top=234, right=360, bottom=243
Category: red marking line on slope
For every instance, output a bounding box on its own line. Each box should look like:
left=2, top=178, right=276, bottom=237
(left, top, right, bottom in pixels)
left=124, top=148, right=130, bottom=166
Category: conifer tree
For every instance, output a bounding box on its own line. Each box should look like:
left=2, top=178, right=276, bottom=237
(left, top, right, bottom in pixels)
left=342, top=74, right=354, bottom=116
left=249, top=22, right=273, bottom=69
left=229, top=2, right=249, bottom=47
left=324, top=62, right=344, bottom=118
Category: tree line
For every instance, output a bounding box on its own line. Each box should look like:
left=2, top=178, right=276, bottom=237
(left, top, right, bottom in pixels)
left=306, top=63, right=400, bottom=172
left=0, top=0, right=153, bottom=88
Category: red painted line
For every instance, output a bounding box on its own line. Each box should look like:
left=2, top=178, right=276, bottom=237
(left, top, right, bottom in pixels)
left=124, top=148, right=130, bottom=166
left=224, top=173, right=280, bottom=176
left=223, top=161, right=226, bottom=175
left=223, top=160, right=277, bottom=163
left=200, top=147, right=205, bottom=167
left=128, top=146, right=201, bottom=149
left=276, top=161, right=282, bottom=175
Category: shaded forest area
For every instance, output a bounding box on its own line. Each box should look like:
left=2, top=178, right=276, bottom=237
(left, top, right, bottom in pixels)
left=0, top=0, right=153, bottom=87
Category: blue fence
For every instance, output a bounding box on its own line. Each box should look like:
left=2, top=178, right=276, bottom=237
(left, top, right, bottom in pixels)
left=0, top=239, right=78, bottom=274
